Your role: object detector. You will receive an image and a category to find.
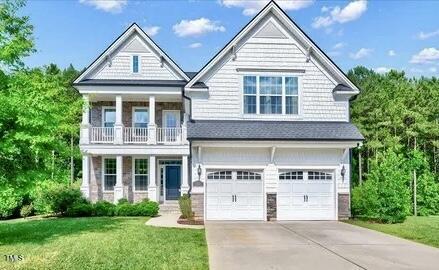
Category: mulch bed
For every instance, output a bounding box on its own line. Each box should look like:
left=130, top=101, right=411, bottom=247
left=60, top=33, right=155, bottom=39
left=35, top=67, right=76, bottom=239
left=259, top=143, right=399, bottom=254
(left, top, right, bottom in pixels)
left=177, top=215, right=204, bottom=225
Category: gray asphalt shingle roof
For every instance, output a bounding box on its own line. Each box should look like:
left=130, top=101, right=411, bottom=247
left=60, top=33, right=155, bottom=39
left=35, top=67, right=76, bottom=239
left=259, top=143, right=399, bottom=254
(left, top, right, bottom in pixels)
left=187, top=120, right=364, bottom=141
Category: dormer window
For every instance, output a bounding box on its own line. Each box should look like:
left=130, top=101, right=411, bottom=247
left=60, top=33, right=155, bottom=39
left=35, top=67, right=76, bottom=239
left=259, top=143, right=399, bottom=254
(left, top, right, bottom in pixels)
left=243, top=75, right=299, bottom=115
left=132, top=55, right=139, bottom=73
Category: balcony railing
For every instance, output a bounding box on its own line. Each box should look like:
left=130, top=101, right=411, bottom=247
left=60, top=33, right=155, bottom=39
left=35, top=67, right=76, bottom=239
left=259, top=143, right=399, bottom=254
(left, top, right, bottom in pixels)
left=90, top=127, right=114, bottom=143
left=84, top=126, right=186, bottom=145
left=157, top=127, right=182, bottom=144
left=124, top=127, right=148, bottom=144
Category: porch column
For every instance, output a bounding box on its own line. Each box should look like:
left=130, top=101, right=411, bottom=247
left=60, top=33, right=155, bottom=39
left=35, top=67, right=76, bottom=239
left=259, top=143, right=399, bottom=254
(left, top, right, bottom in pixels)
left=80, top=95, right=90, bottom=144
left=114, top=95, right=124, bottom=144
left=181, top=155, right=189, bottom=195
left=114, top=155, right=124, bottom=203
left=148, top=95, right=156, bottom=144
left=80, top=155, right=90, bottom=199
left=148, top=155, right=158, bottom=201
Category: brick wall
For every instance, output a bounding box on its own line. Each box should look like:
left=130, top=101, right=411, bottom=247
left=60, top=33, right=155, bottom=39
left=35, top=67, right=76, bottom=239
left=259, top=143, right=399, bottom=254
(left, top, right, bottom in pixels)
left=338, top=193, right=351, bottom=219
left=191, top=193, right=204, bottom=218
left=267, top=193, right=277, bottom=221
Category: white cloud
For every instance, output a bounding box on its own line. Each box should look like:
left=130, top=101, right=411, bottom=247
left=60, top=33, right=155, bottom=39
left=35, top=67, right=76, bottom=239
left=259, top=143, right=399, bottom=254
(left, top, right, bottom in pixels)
left=312, top=0, right=367, bottom=29
left=173, top=18, right=225, bottom=37
left=221, top=0, right=314, bottom=16
left=333, top=42, right=346, bottom=50
left=417, top=29, right=439, bottom=40
left=388, top=50, right=396, bottom=56
left=349, top=48, right=372, bottom=60
left=429, top=67, right=437, bottom=73
left=410, top=48, right=439, bottom=64
left=374, top=67, right=391, bottom=74
left=79, top=0, right=127, bottom=13
left=143, top=26, right=160, bottom=37
left=189, top=42, right=202, bottom=49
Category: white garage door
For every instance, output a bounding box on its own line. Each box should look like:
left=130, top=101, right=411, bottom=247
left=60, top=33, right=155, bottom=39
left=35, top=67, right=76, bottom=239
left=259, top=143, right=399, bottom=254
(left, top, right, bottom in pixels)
left=206, top=170, right=264, bottom=220
left=277, top=170, right=335, bottom=220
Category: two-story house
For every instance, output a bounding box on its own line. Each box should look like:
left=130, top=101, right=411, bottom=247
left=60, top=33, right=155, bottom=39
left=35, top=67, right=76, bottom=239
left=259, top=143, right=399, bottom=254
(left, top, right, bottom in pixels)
left=74, top=1, right=363, bottom=221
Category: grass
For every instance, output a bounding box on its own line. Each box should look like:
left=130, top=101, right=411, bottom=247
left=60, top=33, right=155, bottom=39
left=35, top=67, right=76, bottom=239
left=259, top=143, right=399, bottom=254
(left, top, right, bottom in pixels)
left=346, top=216, right=439, bottom=248
left=0, top=217, right=208, bottom=270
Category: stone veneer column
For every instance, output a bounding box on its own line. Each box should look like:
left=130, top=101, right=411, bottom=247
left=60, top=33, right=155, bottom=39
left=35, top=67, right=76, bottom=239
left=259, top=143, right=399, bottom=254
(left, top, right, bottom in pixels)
left=148, top=155, right=158, bottom=201
left=113, top=155, right=124, bottom=203
left=80, top=155, right=90, bottom=199
left=338, top=193, right=351, bottom=219
left=266, top=193, right=277, bottom=221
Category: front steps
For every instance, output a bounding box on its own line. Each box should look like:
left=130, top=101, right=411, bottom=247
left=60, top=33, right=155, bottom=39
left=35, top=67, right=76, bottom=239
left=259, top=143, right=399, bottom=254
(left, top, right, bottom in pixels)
left=159, top=201, right=180, bottom=215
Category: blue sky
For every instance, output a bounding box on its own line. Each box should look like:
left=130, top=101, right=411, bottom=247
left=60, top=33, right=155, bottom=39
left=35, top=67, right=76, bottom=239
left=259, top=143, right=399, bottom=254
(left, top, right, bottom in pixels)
left=23, top=0, right=439, bottom=77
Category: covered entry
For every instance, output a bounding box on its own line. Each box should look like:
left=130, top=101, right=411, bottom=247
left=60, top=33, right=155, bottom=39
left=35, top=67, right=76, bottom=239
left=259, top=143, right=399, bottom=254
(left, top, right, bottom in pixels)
left=206, top=170, right=264, bottom=220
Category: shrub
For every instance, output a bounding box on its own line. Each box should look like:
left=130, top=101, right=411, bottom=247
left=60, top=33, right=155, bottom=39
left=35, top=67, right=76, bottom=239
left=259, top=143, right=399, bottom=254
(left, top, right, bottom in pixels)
left=178, top=194, right=193, bottom=219
left=352, top=150, right=411, bottom=223
left=20, top=204, right=34, bottom=218
left=94, top=200, right=116, bottom=216
left=65, top=201, right=94, bottom=217
left=32, top=181, right=60, bottom=214
left=0, top=184, right=22, bottom=218
left=136, top=200, right=159, bottom=217
left=416, top=170, right=439, bottom=216
left=42, top=184, right=85, bottom=215
left=117, top=198, right=129, bottom=205
left=116, top=203, right=138, bottom=216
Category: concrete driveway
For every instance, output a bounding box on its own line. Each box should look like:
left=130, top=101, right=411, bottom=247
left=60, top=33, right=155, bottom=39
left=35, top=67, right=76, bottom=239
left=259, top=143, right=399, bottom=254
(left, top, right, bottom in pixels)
left=205, top=221, right=439, bottom=270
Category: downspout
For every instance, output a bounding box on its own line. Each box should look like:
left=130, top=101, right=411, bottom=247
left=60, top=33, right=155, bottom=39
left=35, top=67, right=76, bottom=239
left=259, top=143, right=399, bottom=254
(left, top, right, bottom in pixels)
left=182, top=87, right=193, bottom=195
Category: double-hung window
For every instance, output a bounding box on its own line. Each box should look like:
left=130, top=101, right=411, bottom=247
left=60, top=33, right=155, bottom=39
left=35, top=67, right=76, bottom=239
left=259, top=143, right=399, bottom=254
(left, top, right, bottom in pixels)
left=132, top=55, right=139, bottom=73
left=243, top=75, right=299, bottom=115
left=134, top=159, right=148, bottom=191
left=103, top=158, right=116, bottom=191
left=133, top=108, right=148, bottom=128
left=103, top=108, right=116, bottom=128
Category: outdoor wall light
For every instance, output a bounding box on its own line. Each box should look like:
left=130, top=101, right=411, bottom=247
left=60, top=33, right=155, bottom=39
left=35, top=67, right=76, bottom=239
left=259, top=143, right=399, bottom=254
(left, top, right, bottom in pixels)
left=341, top=165, right=346, bottom=182
left=197, top=164, right=202, bottom=179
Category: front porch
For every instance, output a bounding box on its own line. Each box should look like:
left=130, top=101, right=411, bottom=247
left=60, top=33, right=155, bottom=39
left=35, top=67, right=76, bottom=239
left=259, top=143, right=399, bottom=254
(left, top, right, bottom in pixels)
left=80, top=154, right=189, bottom=204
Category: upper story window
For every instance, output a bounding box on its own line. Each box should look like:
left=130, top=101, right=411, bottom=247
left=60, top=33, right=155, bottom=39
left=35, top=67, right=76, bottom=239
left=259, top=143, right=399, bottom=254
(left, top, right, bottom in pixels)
left=133, top=108, right=148, bottom=128
left=103, top=108, right=116, bottom=127
left=243, top=75, right=299, bottom=115
left=132, top=55, right=139, bottom=73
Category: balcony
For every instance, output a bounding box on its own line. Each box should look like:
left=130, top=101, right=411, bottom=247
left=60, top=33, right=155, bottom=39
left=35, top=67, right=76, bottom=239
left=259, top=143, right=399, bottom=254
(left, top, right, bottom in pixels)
left=84, top=126, right=187, bottom=145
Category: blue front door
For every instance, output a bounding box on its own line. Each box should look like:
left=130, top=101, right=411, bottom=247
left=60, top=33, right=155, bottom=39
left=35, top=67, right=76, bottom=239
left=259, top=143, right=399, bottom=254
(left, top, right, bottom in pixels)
left=165, top=165, right=181, bottom=200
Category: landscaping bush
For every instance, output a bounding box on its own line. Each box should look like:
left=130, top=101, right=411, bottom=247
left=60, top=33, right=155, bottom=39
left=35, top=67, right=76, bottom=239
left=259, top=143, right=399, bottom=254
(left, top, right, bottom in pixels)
left=94, top=200, right=116, bottom=216
left=0, top=184, right=22, bottom=218
left=416, top=170, right=439, bottom=216
left=65, top=201, right=94, bottom=217
left=20, top=204, right=34, bottom=218
left=178, top=194, right=193, bottom=219
left=116, top=203, right=138, bottom=216
left=41, top=183, right=85, bottom=215
left=352, top=150, right=411, bottom=223
left=117, top=198, right=129, bottom=205
left=136, top=200, right=159, bottom=217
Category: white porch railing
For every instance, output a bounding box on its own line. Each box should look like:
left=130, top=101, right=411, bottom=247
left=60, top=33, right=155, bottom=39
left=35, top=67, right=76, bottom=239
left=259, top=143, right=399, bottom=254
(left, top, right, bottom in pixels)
left=124, top=127, right=149, bottom=143
left=90, top=127, right=114, bottom=143
left=157, top=127, right=182, bottom=144
left=85, top=126, right=186, bottom=144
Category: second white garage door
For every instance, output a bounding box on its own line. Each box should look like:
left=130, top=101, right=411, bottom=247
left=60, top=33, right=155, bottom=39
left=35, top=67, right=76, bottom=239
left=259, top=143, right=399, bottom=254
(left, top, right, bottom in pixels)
left=277, top=170, right=336, bottom=220
left=206, top=170, right=264, bottom=220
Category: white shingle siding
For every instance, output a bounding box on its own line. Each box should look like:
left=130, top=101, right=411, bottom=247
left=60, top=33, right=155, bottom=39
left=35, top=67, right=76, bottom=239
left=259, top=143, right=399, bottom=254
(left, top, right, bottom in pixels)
left=191, top=33, right=349, bottom=122
left=90, top=35, right=178, bottom=80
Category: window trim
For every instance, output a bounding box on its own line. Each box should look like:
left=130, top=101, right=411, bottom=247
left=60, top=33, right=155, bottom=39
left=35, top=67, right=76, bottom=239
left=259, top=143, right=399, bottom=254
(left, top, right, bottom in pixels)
left=101, top=106, right=116, bottom=128
left=132, top=157, right=149, bottom=192
left=162, top=110, right=181, bottom=128
left=131, top=54, right=141, bottom=74
left=102, top=157, right=117, bottom=192
left=132, top=106, right=149, bottom=128
left=241, top=73, right=302, bottom=117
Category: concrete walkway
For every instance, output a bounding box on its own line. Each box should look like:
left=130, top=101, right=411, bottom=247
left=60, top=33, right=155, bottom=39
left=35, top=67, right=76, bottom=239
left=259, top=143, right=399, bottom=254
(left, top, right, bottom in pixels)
left=145, top=213, right=204, bottom=229
left=205, top=221, right=439, bottom=270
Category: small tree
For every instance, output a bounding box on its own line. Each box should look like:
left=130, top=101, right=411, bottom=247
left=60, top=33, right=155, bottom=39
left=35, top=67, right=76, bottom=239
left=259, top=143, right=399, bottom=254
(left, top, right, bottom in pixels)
left=178, top=194, right=193, bottom=220
left=352, top=150, right=411, bottom=223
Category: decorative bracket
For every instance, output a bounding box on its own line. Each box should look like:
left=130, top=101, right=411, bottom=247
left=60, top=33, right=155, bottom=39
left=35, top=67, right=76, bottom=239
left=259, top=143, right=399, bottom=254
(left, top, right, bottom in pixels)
left=306, top=47, right=312, bottom=63
left=231, top=45, right=237, bottom=61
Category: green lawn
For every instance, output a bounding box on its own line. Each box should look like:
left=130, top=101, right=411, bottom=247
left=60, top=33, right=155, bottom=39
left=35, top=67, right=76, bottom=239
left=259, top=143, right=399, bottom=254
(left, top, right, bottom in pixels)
left=346, top=216, right=439, bottom=248
left=0, top=217, right=208, bottom=270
